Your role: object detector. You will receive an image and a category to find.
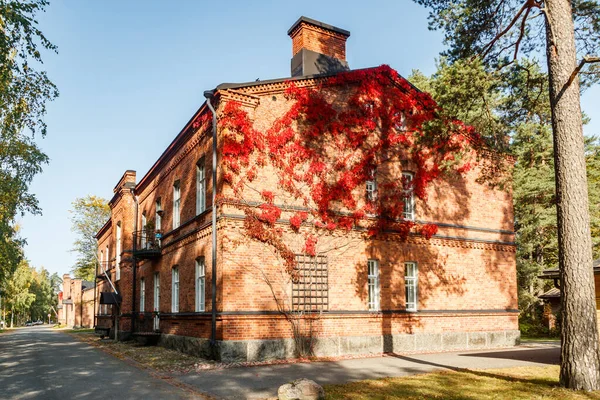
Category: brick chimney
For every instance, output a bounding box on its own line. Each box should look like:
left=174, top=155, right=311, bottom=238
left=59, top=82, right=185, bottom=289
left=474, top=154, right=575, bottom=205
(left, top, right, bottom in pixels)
left=287, top=16, right=350, bottom=77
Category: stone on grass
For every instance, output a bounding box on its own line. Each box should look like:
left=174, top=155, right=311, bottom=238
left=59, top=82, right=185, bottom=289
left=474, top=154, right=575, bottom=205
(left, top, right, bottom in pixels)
left=278, top=378, right=324, bottom=400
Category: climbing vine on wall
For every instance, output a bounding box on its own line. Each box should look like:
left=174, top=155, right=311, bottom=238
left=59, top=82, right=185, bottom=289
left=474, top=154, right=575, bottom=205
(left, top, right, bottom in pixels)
left=208, top=65, right=481, bottom=272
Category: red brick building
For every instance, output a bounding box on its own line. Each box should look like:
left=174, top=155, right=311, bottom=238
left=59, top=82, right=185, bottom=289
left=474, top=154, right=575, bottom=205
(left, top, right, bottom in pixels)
left=57, top=274, right=95, bottom=328
left=95, top=17, right=518, bottom=361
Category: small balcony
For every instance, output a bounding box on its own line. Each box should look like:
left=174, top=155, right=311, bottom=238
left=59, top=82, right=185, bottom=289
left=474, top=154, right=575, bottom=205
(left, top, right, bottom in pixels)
left=132, top=230, right=162, bottom=259
left=96, top=261, right=112, bottom=280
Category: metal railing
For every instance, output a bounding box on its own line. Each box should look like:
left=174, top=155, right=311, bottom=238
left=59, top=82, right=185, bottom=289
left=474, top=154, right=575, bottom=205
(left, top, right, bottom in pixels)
left=132, top=230, right=162, bottom=259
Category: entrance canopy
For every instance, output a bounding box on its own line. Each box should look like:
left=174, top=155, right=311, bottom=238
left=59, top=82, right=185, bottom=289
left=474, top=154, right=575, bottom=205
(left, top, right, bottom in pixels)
left=99, top=292, right=122, bottom=304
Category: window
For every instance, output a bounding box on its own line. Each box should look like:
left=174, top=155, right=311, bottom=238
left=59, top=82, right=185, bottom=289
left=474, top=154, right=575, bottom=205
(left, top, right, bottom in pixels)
left=171, top=267, right=179, bottom=313
left=196, top=157, right=206, bottom=215
left=402, top=172, right=415, bottom=220
left=405, top=262, right=418, bottom=311
left=366, top=169, right=377, bottom=202
left=195, top=257, right=205, bottom=312
left=153, top=272, right=160, bottom=312
left=397, top=112, right=408, bottom=131
left=141, top=213, right=147, bottom=249
left=140, top=278, right=145, bottom=312
left=368, top=260, right=380, bottom=311
left=292, top=254, right=328, bottom=312
left=105, top=245, right=109, bottom=265
left=116, top=223, right=121, bottom=280
left=173, top=181, right=181, bottom=229
left=155, top=198, right=162, bottom=231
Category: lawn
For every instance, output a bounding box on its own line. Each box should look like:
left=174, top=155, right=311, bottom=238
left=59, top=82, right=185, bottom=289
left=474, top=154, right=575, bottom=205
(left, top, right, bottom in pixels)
left=324, top=366, right=600, bottom=400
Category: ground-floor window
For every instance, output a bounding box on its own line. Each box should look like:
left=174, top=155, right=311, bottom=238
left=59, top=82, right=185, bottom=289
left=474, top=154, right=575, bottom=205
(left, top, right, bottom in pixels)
left=140, top=278, right=145, bottom=312
left=292, top=254, right=328, bottom=312
left=405, top=262, right=418, bottom=311
left=368, top=259, right=380, bottom=311
left=195, top=257, right=205, bottom=312
left=171, top=266, right=179, bottom=313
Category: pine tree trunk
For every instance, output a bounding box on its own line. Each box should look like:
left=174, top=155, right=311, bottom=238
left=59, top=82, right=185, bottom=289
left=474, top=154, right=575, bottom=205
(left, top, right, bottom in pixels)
left=545, top=0, right=600, bottom=390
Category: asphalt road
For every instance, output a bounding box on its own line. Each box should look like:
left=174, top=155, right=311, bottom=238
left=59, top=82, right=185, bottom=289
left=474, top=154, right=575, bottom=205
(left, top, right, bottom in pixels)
left=0, top=326, right=198, bottom=400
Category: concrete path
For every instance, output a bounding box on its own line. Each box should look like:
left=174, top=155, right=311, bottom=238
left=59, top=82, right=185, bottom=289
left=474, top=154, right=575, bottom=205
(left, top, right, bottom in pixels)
left=0, top=326, right=200, bottom=400
left=177, top=342, right=560, bottom=399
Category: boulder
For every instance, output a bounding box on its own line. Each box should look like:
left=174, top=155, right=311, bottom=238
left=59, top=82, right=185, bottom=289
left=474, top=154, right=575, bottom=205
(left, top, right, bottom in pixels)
left=278, top=378, right=325, bottom=400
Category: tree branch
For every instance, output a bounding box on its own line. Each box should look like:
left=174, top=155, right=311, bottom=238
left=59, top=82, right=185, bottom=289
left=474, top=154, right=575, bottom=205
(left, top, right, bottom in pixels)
left=514, top=6, right=532, bottom=60
left=561, top=56, right=600, bottom=96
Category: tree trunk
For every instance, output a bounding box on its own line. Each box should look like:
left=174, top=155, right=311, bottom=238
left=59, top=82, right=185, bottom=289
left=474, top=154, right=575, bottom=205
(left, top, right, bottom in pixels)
left=545, top=0, right=600, bottom=390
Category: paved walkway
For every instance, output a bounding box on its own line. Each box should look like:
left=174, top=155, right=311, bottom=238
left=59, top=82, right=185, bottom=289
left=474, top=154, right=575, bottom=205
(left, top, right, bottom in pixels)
left=177, top=342, right=560, bottom=399
left=0, top=326, right=200, bottom=400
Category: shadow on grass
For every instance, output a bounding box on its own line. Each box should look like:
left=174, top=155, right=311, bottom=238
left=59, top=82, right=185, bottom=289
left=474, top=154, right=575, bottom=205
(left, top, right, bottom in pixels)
left=386, top=354, right=558, bottom=386
left=324, top=365, right=600, bottom=400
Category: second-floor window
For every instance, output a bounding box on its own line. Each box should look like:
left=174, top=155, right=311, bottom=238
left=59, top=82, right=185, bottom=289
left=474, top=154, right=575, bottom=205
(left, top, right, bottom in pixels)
left=196, top=157, right=206, bottom=215
left=366, top=169, right=377, bottom=202
left=155, top=198, right=162, bottom=231
left=116, top=222, right=121, bottom=280
left=141, top=213, right=147, bottom=249
left=402, top=172, right=415, bottom=220
left=173, top=181, right=181, bottom=229
left=171, top=266, right=179, bottom=313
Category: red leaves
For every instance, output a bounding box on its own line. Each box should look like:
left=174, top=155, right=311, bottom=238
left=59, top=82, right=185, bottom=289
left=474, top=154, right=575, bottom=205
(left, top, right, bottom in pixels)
left=218, top=65, right=475, bottom=268
left=419, top=223, right=438, bottom=239
left=289, top=211, right=308, bottom=232
left=258, top=203, right=281, bottom=226
left=304, top=234, right=318, bottom=256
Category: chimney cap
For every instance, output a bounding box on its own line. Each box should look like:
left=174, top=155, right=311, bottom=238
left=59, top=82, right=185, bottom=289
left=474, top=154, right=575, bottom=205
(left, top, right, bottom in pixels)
left=287, top=16, right=350, bottom=37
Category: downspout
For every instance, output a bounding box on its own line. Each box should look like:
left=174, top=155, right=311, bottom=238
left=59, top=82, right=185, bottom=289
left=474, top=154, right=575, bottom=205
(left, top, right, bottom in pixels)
left=204, top=90, right=218, bottom=348
left=131, top=189, right=139, bottom=334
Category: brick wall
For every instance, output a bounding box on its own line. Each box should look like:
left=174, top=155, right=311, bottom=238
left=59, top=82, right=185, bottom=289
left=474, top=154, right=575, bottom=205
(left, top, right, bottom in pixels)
left=96, top=66, right=517, bottom=356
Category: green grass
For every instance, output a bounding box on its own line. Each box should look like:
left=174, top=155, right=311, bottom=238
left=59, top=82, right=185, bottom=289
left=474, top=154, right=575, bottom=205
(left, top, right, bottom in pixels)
left=521, top=336, right=560, bottom=343
left=324, top=366, right=600, bottom=400
left=69, top=328, right=95, bottom=333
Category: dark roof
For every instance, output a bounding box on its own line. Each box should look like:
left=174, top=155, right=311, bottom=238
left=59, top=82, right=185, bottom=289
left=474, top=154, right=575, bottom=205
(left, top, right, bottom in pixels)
left=82, top=281, right=95, bottom=291
left=539, top=287, right=560, bottom=299
left=287, top=16, right=350, bottom=37
left=539, top=259, right=600, bottom=280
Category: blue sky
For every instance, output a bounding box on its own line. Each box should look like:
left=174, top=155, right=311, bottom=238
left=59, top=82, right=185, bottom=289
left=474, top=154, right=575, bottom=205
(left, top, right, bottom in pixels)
left=20, top=0, right=600, bottom=276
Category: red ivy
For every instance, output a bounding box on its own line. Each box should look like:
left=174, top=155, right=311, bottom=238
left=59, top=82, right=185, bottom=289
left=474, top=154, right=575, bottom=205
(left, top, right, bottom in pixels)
left=218, top=65, right=477, bottom=271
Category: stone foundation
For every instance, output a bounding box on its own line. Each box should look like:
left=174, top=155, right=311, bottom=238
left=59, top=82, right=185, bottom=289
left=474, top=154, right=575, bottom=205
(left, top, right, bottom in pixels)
left=157, top=330, right=521, bottom=362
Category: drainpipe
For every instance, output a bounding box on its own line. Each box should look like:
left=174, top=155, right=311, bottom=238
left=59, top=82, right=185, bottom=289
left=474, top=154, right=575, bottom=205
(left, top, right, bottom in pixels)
left=131, top=189, right=139, bottom=334
left=204, top=90, right=218, bottom=348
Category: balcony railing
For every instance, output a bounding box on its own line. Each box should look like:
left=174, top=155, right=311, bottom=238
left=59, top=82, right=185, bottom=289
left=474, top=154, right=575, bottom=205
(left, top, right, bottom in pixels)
left=96, top=261, right=112, bottom=279
left=132, top=230, right=162, bottom=259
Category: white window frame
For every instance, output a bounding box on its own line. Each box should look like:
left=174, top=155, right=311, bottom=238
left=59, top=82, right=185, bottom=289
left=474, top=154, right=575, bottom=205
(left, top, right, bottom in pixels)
left=367, top=259, right=380, bottom=311
left=155, top=199, right=162, bottom=231
left=141, top=213, right=147, bottom=249
left=140, top=278, right=145, bottom=313
left=405, top=262, right=418, bottom=312
left=195, top=257, right=206, bottom=312
left=366, top=169, right=377, bottom=202
left=402, top=172, right=415, bottom=221
left=171, top=267, right=179, bottom=313
left=196, top=157, right=206, bottom=215
left=173, top=181, right=181, bottom=229
left=153, top=272, right=160, bottom=312
left=116, top=223, right=121, bottom=280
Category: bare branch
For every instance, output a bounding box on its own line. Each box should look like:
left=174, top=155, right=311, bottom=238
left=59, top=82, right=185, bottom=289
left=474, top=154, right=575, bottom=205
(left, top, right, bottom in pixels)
left=514, top=6, right=532, bottom=60
left=478, top=0, right=531, bottom=60
left=561, top=55, right=600, bottom=96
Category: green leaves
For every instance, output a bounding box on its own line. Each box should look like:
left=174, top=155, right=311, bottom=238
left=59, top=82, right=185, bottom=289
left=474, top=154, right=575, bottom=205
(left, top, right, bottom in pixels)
left=69, top=195, right=110, bottom=281
left=0, top=0, right=57, bottom=285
